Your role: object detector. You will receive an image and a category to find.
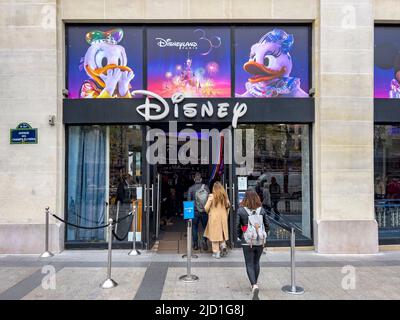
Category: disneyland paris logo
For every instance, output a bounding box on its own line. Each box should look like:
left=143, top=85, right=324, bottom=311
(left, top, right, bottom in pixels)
left=132, top=90, right=254, bottom=174
left=155, top=37, right=198, bottom=50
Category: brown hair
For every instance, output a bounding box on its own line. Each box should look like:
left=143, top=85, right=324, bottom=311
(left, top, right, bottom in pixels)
left=212, top=181, right=229, bottom=208
left=241, top=190, right=262, bottom=210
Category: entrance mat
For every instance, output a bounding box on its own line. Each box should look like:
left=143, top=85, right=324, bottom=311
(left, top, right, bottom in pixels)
left=157, top=240, right=179, bottom=252
left=159, top=232, right=183, bottom=241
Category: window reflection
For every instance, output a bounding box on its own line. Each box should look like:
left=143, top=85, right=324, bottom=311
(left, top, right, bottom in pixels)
left=237, top=124, right=311, bottom=242
left=374, top=125, right=400, bottom=242
left=109, top=125, right=143, bottom=242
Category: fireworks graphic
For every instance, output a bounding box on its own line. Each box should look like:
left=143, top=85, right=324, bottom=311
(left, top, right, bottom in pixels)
left=206, top=61, right=219, bottom=75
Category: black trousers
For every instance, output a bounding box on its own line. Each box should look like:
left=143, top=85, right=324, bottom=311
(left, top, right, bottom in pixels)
left=242, top=245, right=264, bottom=285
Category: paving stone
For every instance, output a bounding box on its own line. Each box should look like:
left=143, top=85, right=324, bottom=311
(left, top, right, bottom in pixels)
left=0, top=267, right=39, bottom=295
left=22, top=267, right=146, bottom=300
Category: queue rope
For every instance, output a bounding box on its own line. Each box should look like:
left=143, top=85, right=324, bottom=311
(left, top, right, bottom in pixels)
left=51, top=211, right=133, bottom=231
left=113, top=211, right=133, bottom=224
left=69, top=202, right=108, bottom=225
left=112, top=211, right=134, bottom=241
left=51, top=214, right=110, bottom=230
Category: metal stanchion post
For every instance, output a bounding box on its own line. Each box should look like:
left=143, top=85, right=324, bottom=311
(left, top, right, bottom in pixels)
left=101, top=218, right=118, bottom=289
left=182, top=218, right=198, bottom=259
left=179, top=219, right=199, bottom=282
left=115, top=201, right=120, bottom=235
left=40, top=207, right=54, bottom=258
left=282, top=227, right=304, bottom=295
left=129, top=203, right=141, bottom=256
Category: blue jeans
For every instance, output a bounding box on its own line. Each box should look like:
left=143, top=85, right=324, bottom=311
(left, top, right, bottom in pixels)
left=192, top=212, right=208, bottom=247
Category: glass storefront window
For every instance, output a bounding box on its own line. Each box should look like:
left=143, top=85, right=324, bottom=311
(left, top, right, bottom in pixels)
left=66, top=125, right=143, bottom=242
left=236, top=124, right=312, bottom=243
left=374, top=125, right=400, bottom=242
left=67, top=126, right=107, bottom=241
left=109, top=125, right=143, bottom=242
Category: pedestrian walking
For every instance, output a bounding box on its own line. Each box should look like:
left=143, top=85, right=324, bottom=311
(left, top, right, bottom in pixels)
left=204, top=182, right=230, bottom=259
left=236, top=190, right=270, bottom=300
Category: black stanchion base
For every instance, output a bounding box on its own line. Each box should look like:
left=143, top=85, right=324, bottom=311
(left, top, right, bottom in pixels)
left=182, top=254, right=198, bottom=259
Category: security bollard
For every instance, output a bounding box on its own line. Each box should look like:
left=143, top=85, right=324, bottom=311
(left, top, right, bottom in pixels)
left=129, top=203, right=141, bottom=256
left=179, top=219, right=199, bottom=282
left=40, top=207, right=54, bottom=258
left=101, top=218, right=118, bottom=289
left=282, top=227, right=304, bottom=295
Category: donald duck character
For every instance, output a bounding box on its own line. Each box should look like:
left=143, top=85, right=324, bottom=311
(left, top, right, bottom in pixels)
left=80, top=28, right=135, bottom=98
left=240, top=29, right=308, bottom=98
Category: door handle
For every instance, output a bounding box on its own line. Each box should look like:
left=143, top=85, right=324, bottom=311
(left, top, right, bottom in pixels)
left=149, top=184, right=154, bottom=211
left=143, top=184, right=147, bottom=210
left=232, top=183, right=236, bottom=210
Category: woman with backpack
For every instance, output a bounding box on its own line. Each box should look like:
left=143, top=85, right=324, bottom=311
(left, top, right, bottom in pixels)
left=236, top=190, right=270, bottom=300
left=204, top=182, right=230, bottom=259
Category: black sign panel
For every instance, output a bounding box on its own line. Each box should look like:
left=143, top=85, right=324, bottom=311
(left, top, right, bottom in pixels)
left=63, top=97, right=314, bottom=125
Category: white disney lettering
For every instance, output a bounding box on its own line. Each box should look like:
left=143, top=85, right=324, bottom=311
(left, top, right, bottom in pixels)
left=133, top=90, right=170, bottom=121
left=133, top=90, right=247, bottom=128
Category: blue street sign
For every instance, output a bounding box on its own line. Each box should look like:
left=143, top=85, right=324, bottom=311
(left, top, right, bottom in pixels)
left=183, top=201, right=195, bottom=220
left=10, top=123, right=38, bottom=144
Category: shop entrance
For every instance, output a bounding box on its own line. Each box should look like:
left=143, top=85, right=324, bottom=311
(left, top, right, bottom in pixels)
left=145, top=123, right=235, bottom=253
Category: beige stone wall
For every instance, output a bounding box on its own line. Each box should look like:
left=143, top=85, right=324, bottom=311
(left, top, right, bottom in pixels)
left=2, top=0, right=399, bottom=253
left=0, top=0, right=62, bottom=253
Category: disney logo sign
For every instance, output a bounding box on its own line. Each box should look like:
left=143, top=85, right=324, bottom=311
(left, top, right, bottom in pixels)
left=155, top=38, right=198, bottom=50
left=133, top=90, right=247, bottom=128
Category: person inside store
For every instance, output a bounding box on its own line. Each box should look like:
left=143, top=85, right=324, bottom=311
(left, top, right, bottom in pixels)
left=262, top=180, right=271, bottom=212
left=116, top=173, right=127, bottom=205
left=161, top=188, right=178, bottom=226
left=187, top=172, right=210, bottom=251
left=204, top=182, right=230, bottom=259
left=269, top=176, right=281, bottom=220
left=236, top=190, right=270, bottom=300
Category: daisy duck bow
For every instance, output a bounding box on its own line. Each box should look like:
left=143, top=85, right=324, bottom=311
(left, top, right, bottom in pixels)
left=240, top=29, right=308, bottom=98
left=80, top=28, right=135, bottom=98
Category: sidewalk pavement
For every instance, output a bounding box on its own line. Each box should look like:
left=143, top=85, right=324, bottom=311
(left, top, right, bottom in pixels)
left=1, top=248, right=400, bottom=300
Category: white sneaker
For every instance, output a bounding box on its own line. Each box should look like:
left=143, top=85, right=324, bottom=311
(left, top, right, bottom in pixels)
left=212, top=252, right=221, bottom=259
left=252, top=284, right=259, bottom=300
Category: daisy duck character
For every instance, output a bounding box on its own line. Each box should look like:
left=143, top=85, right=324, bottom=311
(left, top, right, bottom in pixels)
left=239, top=29, right=308, bottom=98
left=80, top=28, right=135, bottom=98
left=389, top=58, right=400, bottom=98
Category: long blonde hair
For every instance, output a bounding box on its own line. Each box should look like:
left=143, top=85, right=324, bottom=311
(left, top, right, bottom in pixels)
left=212, top=181, right=229, bottom=207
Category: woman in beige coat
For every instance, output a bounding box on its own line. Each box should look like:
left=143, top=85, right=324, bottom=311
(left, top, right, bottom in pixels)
left=204, top=182, right=230, bottom=259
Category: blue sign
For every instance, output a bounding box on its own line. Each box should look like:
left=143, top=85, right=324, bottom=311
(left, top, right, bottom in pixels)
left=10, top=123, right=38, bottom=144
left=183, top=201, right=195, bottom=220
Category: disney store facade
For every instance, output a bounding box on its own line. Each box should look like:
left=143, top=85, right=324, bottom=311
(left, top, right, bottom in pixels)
left=7, top=0, right=400, bottom=254
left=63, top=24, right=314, bottom=249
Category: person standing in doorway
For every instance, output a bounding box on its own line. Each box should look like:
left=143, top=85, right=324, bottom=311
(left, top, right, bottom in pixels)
left=204, top=182, right=230, bottom=258
left=187, top=172, right=210, bottom=251
left=269, top=177, right=281, bottom=220
left=236, top=190, right=270, bottom=300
